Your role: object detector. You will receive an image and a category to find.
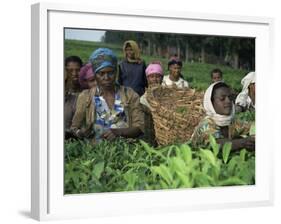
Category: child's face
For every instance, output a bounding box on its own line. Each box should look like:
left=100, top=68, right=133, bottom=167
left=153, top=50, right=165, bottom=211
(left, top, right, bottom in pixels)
left=125, top=46, right=134, bottom=59
left=147, top=73, right=162, bottom=86
left=169, top=64, right=181, bottom=79
left=211, top=72, right=222, bottom=83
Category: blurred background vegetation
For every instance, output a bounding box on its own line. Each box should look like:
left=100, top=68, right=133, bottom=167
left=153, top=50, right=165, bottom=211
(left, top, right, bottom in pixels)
left=64, top=30, right=255, bottom=92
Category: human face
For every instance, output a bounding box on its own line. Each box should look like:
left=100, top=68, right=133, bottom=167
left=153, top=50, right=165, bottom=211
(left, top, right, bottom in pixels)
left=125, top=46, right=135, bottom=59
left=147, top=73, right=162, bottom=86
left=169, top=64, right=181, bottom=80
left=95, top=67, right=116, bottom=90
left=248, top=83, right=255, bottom=105
left=211, top=73, right=222, bottom=83
left=65, top=62, right=81, bottom=84
left=212, top=87, right=233, bottom=115
left=86, top=76, right=96, bottom=89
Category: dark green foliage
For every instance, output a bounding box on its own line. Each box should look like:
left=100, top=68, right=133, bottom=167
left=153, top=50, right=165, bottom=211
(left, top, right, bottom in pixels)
left=64, top=137, right=255, bottom=194
left=235, top=110, right=255, bottom=122
left=64, top=39, right=255, bottom=194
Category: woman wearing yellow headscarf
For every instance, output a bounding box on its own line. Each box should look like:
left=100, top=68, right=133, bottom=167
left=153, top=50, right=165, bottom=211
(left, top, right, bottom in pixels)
left=118, top=40, right=147, bottom=96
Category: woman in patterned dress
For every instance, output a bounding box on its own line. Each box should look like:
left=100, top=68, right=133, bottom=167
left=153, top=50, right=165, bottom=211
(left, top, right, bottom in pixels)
left=70, top=48, right=144, bottom=144
left=191, top=81, right=255, bottom=151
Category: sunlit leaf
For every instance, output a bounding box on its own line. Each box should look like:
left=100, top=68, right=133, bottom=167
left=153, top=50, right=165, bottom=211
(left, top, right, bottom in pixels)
left=209, top=135, right=219, bottom=156
left=200, top=149, right=216, bottom=167
left=180, top=144, right=192, bottom=164
left=222, top=142, right=232, bottom=164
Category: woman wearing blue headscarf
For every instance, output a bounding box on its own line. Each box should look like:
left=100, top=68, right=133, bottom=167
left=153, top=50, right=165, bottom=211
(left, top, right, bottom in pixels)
left=70, top=48, right=144, bottom=143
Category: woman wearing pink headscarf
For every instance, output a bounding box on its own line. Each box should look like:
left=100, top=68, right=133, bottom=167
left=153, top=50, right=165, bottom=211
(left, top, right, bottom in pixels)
left=79, top=63, right=96, bottom=89
left=140, top=62, right=164, bottom=146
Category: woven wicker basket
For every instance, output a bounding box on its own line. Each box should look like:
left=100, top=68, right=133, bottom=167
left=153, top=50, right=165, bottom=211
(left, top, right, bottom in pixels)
left=146, top=85, right=204, bottom=145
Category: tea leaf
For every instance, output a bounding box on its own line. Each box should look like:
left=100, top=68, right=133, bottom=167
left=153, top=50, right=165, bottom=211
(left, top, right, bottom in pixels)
left=209, top=135, right=219, bottom=156
left=92, top=162, right=104, bottom=179
left=180, top=144, right=192, bottom=164
left=152, top=165, right=173, bottom=185
left=222, top=142, right=232, bottom=164
left=219, top=177, right=247, bottom=186
left=200, top=149, right=216, bottom=167
left=240, top=149, right=246, bottom=162
left=176, top=171, right=191, bottom=187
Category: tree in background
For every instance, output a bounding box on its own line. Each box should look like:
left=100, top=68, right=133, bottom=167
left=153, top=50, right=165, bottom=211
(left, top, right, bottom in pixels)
left=103, top=31, right=255, bottom=70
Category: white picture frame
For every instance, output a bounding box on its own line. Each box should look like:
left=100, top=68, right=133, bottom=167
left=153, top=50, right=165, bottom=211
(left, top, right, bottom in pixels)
left=31, top=2, right=274, bottom=221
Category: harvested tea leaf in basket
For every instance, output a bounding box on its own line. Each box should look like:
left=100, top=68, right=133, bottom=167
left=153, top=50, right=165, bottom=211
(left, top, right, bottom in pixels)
left=146, top=85, right=204, bottom=145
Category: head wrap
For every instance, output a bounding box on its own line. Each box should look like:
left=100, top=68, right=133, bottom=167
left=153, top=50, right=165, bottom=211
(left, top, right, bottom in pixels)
left=168, top=56, right=182, bottom=68
left=123, top=40, right=141, bottom=63
left=241, top=71, right=255, bottom=91
left=145, top=63, right=164, bottom=77
left=203, top=81, right=235, bottom=127
left=78, top=63, right=94, bottom=89
left=235, top=71, right=255, bottom=108
left=89, top=48, right=117, bottom=74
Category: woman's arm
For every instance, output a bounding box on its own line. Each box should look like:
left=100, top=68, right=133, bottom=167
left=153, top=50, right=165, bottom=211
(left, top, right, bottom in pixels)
left=101, top=127, right=142, bottom=141
left=217, top=136, right=255, bottom=151
left=70, top=91, right=89, bottom=138
left=126, top=88, right=145, bottom=133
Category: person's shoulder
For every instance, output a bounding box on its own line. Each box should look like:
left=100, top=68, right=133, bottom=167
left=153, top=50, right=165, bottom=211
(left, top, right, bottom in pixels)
left=139, top=59, right=146, bottom=66
left=197, top=116, right=216, bottom=130
left=120, top=85, right=139, bottom=96
left=77, top=89, right=89, bottom=98
left=80, top=87, right=96, bottom=96
left=78, top=87, right=96, bottom=101
left=140, top=94, right=151, bottom=111
left=199, top=115, right=212, bottom=124
left=163, top=75, right=170, bottom=81
left=179, top=77, right=188, bottom=83
left=118, top=59, right=127, bottom=66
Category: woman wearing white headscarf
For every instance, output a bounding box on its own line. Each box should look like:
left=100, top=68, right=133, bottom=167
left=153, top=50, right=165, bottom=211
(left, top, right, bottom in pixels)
left=191, top=81, right=255, bottom=151
left=235, top=72, right=255, bottom=112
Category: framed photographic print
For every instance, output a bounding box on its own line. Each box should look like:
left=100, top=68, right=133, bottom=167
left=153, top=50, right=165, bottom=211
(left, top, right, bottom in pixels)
left=31, top=2, right=274, bottom=221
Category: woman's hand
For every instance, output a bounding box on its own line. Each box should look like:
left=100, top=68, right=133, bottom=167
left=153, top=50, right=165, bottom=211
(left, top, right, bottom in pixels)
left=218, top=136, right=255, bottom=151
left=241, top=136, right=255, bottom=150
left=231, top=136, right=255, bottom=151
left=100, top=129, right=120, bottom=141
left=100, top=127, right=142, bottom=141
left=73, top=128, right=90, bottom=139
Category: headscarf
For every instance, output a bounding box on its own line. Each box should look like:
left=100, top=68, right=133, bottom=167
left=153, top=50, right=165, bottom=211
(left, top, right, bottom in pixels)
left=204, top=81, right=235, bottom=127
left=145, top=63, right=163, bottom=77
left=241, top=72, right=255, bottom=92
left=235, top=72, right=255, bottom=107
left=89, top=48, right=117, bottom=74
left=123, top=40, right=141, bottom=63
left=79, top=63, right=94, bottom=89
